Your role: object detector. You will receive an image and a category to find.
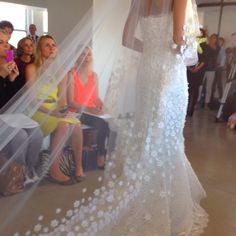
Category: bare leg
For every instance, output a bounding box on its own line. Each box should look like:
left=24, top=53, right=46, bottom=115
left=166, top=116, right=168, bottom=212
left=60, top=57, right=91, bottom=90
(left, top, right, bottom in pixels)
left=71, top=123, right=84, bottom=177
left=97, top=155, right=105, bottom=168
left=50, top=122, right=70, bottom=181
left=25, top=127, right=43, bottom=170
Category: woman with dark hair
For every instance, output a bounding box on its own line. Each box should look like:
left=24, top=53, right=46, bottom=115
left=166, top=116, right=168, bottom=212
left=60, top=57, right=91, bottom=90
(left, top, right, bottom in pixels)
left=0, top=21, right=14, bottom=35
left=0, top=30, right=19, bottom=109
left=0, top=30, right=43, bottom=184
left=0, top=20, right=16, bottom=57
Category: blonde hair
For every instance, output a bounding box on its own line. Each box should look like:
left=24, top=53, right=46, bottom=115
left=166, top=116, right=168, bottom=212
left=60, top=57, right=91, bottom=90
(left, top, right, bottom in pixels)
left=75, top=46, right=93, bottom=71
left=34, top=35, right=56, bottom=70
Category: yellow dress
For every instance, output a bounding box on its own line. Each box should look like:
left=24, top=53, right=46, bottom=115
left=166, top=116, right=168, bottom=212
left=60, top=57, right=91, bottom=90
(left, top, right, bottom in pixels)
left=32, top=80, right=79, bottom=137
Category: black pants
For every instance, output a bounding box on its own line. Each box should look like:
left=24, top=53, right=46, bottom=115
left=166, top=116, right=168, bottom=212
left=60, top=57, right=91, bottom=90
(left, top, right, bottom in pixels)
left=187, top=70, right=205, bottom=116
left=80, top=113, right=110, bottom=156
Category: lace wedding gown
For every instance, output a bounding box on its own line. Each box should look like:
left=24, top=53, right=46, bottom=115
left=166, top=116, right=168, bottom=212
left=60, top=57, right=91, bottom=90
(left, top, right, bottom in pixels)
left=102, top=14, right=208, bottom=236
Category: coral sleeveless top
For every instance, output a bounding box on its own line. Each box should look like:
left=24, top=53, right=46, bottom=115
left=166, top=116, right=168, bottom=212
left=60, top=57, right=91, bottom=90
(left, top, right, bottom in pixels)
left=71, top=68, right=97, bottom=108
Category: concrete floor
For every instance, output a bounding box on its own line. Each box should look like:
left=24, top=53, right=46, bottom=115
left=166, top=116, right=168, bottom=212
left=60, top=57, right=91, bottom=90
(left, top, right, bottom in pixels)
left=185, top=109, right=236, bottom=236
left=0, top=108, right=236, bottom=236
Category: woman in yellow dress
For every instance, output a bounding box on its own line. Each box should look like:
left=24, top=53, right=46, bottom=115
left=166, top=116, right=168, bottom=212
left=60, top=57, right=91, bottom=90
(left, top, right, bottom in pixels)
left=26, top=35, right=84, bottom=184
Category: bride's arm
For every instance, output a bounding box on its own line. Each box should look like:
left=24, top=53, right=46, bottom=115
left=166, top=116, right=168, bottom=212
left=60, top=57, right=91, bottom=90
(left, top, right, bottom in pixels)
left=173, top=0, right=188, bottom=45
left=122, top=0, right=143, bottom=52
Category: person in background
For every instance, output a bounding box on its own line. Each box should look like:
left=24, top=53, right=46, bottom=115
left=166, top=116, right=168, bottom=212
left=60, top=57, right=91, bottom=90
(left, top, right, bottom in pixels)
left=211, top=36, right=226, bottom=103
left=0, top=117, right=43, bottom=186
left=14, top=37, right=34, bottom=93
left=67, top=46, right=109, bottom=168
left=233, top=46, right=236, bottom=64
left=0, top=20, right=16, bottom=57
left=196, top=28, right=207, bottom=55
left=187, top=28, right=207, bottom=117
left=225, top=47, right=234, bottom=78
left=0, top=30, right=19, bottom=110
left=28, top=24, right=39, bottom=45
left=203, top=33, right=219, bottom=108
left=0, top=30, right=43, bottom=185
left=26, top=35, right=84, bottom=184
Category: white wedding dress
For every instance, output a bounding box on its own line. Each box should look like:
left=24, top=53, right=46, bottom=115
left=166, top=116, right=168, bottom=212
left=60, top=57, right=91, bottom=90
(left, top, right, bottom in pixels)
left=101, top=14, right=208, bottom=236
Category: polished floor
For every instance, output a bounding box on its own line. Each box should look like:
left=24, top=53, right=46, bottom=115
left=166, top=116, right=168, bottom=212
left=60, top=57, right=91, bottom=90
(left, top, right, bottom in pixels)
left=185, top=108, right=236, bottom=236
left=0, top=107, right=236, bottom=236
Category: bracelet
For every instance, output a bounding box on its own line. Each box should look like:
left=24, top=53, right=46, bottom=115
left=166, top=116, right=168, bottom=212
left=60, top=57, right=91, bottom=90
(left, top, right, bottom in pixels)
left=171, top=40, right=187, bottom=56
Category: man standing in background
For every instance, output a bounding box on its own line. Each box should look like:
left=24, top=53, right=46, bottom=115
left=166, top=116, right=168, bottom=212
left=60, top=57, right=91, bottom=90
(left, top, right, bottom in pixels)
left=28, top=24, right=39, bottom=44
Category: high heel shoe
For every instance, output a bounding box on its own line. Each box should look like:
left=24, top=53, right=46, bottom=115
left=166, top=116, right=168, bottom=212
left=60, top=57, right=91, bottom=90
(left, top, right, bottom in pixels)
left=73, top=174, right=86, bottom=183
left=47, top=174, right=76, bottom=185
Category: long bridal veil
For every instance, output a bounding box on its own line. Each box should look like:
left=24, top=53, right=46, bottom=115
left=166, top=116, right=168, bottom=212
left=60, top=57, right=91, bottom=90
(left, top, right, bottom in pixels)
left=0, top=0, right=207, bottom=235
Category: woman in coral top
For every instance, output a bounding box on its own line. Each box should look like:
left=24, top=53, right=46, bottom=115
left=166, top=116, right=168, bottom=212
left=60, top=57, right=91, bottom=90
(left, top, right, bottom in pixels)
left=67, top=46, right=109, bottom=168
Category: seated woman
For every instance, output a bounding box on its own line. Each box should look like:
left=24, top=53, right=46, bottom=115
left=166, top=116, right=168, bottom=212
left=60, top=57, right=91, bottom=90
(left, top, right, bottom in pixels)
left=67, top=46, right=109, bottom=168
left=14, top=37, right=34, bottom=92
left=0, top=29, right=19, bottom=109
left=0, top=117, right=43, bottom=185
left=0, top=30, right=43, bottom=184
left=26, top=35, right=84, bottom=184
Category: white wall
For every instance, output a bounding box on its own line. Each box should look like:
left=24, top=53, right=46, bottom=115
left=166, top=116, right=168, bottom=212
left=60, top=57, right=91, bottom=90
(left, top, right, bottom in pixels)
left=93, top=0, right=131, bottom=100
left=198, top=7, right=220, bottom=35
left=0, top=0, right=46, bottom=8
left=220, top=6, right=236, bottom=38
left=45, top=0, right=92, bottom=43
left=0, top=0, right=93, bottom=43
left=32, top=9, right=44, bottom=35
left=198, top=6, right=236, bottom=40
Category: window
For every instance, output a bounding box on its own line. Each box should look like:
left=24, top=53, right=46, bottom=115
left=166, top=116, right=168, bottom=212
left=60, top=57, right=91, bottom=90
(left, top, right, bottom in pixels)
left=0, top=1, right=48, bottom=47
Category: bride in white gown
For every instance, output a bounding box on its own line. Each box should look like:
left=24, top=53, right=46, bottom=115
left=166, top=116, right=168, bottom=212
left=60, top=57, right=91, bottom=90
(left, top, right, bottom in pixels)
left=101, top=0, right=208, bottom=235
left=0, top=0, right=208, bottom=235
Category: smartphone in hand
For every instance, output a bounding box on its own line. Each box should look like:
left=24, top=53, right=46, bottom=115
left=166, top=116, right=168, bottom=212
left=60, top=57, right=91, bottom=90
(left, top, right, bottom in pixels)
left=60, top=106, right=69, bottom=113
left=6, top=50, right=14, bottom=62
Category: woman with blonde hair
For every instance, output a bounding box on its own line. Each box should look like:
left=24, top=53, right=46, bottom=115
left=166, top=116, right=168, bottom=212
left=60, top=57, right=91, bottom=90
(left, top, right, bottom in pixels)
left=26, top=35, right=84, bottom=184
left=67, top=46, right=109, bottom=168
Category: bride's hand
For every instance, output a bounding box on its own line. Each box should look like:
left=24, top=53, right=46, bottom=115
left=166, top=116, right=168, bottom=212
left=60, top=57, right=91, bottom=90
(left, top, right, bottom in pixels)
left=173, top=35, right=185, bottom=46
left=173, top=24, right=185, bottom=44
left=172, top=33, right=186, bottom=54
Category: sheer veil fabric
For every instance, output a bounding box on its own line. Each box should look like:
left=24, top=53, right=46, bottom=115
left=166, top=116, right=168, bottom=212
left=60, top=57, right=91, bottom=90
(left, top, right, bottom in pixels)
left=0, top=0, right=208, bottom=235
